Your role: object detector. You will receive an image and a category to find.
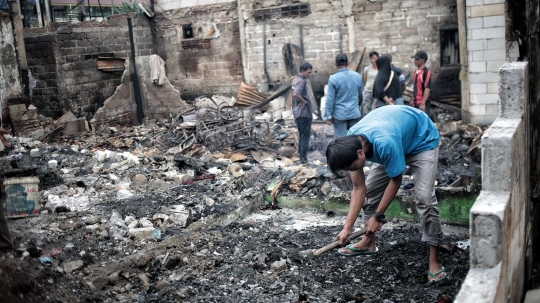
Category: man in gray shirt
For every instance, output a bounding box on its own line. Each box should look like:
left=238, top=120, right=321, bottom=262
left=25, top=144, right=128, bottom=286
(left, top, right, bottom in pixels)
left=292, top=62, right=313, bottom=164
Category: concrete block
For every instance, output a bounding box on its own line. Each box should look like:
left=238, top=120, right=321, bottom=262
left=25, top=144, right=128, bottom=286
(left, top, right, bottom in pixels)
left=468, top=71, right=498, bottom=83
left=485, top=104, right=498, bottom=115
left=524, top=289, right=540, bottom=303
left=481, top=118, right=521, bottom=191
left=498, top=62, right=528, bottom=119
left=470, top=83, right=487, bottom=94
left=469, top=61, right=487, bottom=73
left=470, top=114, right=497, bottom=125
left=466, top=0, right=484, bottom=6
left=470, top=3, right=504, bottom=17
left=469, top=104, right=486, bottom=115
left=487, top=60, right=506, bottom=72
left=471, top=27, right=505, bottom=39
left=486, top=38, right=505, bottom=50
left=471, top=50, right=484, bottom=61
left=471, top=93, right=498, bottom=105
left=466, top=17, right=483, bottom=29
left=454, top=266, right=500, bottom=302
left=487, top=82, right=499, bottom=94
left=483, top=49, right=506, bottom=61
left=483, top=15, right=505, bottom=28
left=472, top=213, right=503, bottom=267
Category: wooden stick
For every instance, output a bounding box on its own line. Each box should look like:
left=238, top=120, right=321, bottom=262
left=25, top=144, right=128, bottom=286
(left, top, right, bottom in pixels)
left=313, top=228, right=367, bottom=256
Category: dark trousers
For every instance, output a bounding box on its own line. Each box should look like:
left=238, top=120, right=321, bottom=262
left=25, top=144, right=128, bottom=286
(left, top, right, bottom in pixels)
left=295, top=117, right=312, bottom=162
left=0, top=203, right=13, bottom=251
left=412, top=100, right=431, bottom=117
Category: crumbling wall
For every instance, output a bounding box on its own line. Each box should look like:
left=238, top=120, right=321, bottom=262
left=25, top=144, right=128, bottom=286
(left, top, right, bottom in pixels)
left=55, top=15, right=153, bottom=120
left=153, top=1, right=243, bottom=100
left=23, top=13, right=153, bottom=120
left=1, top=11, right=23, bottom=101
left=239, top=0, right=458, bottom=98
left=135, top=56, right=189, bottom=120
left=90, top=60, right=136, bottom=129
left=465, top=0, right=506, bottom=125
left=455, top=62, right=529, bottom=303
left=506, top=0, right=540, bottom=291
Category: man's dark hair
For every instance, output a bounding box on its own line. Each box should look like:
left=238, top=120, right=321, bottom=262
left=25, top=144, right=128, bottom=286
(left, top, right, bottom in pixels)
left=326, top=135, right=363, bottom=177
left=299, top=62, right=313, bottom=72
left=369, top=51, right=379, bottom=58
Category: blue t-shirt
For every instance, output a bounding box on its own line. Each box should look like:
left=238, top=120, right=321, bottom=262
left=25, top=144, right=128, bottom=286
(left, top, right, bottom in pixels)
left=347, top=106, right=440, bottom=177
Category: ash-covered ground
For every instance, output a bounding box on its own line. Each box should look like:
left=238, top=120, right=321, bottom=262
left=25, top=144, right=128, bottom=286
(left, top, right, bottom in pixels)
left=0, top=110, right=477, bottom=302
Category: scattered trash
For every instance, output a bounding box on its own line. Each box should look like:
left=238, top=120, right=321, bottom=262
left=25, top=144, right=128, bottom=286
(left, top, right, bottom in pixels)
left=39, top=257, right=54, bottom=265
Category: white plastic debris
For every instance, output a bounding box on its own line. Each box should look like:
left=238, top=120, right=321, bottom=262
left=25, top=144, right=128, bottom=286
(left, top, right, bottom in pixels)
left=48, top=160, right=58, bottom=169
left=117, top=189, right=135, bottom=200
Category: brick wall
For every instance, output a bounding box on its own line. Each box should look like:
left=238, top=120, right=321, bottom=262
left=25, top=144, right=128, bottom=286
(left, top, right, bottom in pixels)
left=239, top=0, right=458, bottom=98
left=56, top=14, right=153, bottom=120
left=465, top=0, right=506, bottom=125
left=154, top=1, right=243, bottom=100
left=23, top=13, right=153, bottom=120
left=23, top=34, right=63, bottom=118
left=1, top=11, right=23, bottom=101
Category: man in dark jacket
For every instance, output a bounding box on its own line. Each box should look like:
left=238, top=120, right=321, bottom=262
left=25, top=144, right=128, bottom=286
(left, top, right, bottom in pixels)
left=292, top=62, right=313, bottom=164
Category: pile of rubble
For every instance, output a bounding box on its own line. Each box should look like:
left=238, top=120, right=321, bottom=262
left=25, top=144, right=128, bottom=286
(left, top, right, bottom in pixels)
left=0, top=98, right=482, bottom=302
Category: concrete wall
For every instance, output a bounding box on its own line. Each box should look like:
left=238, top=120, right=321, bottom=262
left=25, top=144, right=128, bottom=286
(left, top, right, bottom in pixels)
left=465, top=0, right=506, bottom=125
left=455, top=62, right=530, bottom=302
left=23, top=13, right=153, bottom=120
left=154, top=1, right=243, bottom=100
left=90, top=60, right=136, bottom=129
left=238, top=0, right=458, bottom=98
left=135, top=55, right=189, bottom=120
left=0, top=11, right=23, bottom=101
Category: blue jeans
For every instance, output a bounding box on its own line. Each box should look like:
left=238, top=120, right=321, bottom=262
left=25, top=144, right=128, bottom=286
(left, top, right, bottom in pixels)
left=333, top=117, right=361, bottom=138
left=295, top=117, right=312, bottom=163
left=395, top=97, right=404, bottom=105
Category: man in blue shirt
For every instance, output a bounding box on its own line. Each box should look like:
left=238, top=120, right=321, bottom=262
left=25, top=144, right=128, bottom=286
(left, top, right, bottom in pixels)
left=324, top=54, right=363, bottom=138
left=325, top=106, right=447, bottom=283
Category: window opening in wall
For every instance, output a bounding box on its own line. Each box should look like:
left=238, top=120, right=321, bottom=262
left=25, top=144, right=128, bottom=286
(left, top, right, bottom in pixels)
left=183, top=24, right=194, bottom=39
left=440, top=28, right=460, bottom=66
left=254, top=4, right=310, bottom=22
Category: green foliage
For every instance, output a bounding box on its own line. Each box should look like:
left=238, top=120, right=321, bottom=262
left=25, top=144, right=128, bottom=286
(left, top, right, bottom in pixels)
left=114, top=0, right=141, bottom=14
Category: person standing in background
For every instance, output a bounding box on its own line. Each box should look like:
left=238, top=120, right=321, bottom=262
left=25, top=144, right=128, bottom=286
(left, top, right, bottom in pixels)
left=410, top=51, right=432, bottom=116
left=372, top=56, right=402, bottom=109
left=362, top=51, right=379, bottom=117
left=381, top=53, right=405, bottom=105
left=324, top=54, right=363, bottom=138
left=292, top=62, right=314, bottom=165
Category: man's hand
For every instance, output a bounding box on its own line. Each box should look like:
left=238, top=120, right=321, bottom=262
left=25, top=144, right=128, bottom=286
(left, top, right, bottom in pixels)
left=364, top=216, right=383, bottom=235
left=419, top=103, right=426, bottom=112
left=386, top=98, right=394, bottom=105
left=298, top=101, right=306, bottom=109
left=326, top=116, right=333, bottom=125
left=334, top=227, right=352, bottom=246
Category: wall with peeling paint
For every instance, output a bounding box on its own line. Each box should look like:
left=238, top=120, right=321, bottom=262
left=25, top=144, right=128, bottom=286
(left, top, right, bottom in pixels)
left=0, top=11, right=23, bottom=102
